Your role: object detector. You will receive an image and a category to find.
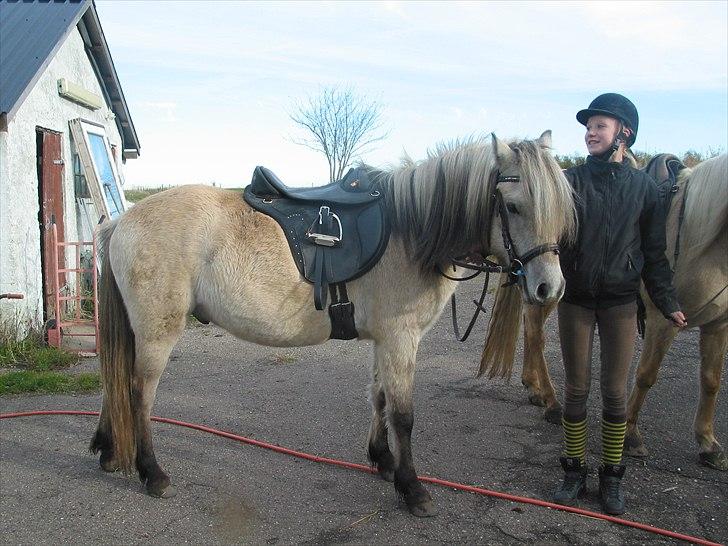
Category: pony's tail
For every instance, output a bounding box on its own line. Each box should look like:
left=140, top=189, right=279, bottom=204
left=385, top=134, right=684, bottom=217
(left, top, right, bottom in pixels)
left=96, top=220, right=136, bottom=473
left=477, top=274, right=523, bottom=379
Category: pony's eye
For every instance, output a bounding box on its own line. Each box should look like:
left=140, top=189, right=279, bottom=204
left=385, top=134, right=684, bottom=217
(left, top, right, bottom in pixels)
left=506, top=203, right=519, bottom=214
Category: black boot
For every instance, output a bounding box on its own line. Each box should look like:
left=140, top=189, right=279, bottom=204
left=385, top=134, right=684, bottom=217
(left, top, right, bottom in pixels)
left=553, top=457, right=587, bottom=505
left=599, top=463, right=626, bottom=515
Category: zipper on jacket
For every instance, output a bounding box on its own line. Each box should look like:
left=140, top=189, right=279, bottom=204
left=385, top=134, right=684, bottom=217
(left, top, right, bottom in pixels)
left=598, top=168, right=616, bottom=289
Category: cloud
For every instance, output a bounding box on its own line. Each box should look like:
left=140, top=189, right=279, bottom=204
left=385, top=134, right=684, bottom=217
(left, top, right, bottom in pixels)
left=96, top=1, right=727, bottom=186
left=139, top=101, right=178, bottom=122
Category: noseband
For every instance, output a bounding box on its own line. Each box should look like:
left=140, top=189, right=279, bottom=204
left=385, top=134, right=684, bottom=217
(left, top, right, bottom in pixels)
left=443, top=173, right=560, bottom=341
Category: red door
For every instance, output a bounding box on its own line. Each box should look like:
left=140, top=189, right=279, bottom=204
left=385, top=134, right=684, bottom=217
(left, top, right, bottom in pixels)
left=37, top=128, right=65, bottom=320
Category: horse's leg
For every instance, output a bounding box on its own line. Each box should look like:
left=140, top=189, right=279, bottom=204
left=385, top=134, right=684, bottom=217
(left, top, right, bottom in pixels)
left=624, top=313, right=678, bottom=458
left=376, top=336, right=434, bottom=517
left=521, top=304, right=543, bottom=404
left=90, top=403, right=118, bottom=472
left=133, top=330, right=184, bottom=498
left=367, top=367, right=395, bottom=482
left=522, top=302, right=561, bottom=423
left=695, top=323, right=728, bottom=471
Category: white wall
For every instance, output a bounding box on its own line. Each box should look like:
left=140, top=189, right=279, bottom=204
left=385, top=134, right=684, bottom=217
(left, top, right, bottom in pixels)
left=0, top=27, right=127, bottom=333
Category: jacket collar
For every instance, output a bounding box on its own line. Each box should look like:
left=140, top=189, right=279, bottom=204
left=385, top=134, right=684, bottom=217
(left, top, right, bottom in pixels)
left=586, top=154, right=629, bottom=177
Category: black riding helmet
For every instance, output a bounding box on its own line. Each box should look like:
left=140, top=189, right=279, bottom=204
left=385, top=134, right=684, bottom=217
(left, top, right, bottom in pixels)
left=576, top=93, right=639, bottom=147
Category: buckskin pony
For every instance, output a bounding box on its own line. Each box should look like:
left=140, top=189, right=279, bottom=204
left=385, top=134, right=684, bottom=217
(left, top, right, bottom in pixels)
left=90, top=131, right=576, bottom=516
left=480, top=153, right=727, bottom=471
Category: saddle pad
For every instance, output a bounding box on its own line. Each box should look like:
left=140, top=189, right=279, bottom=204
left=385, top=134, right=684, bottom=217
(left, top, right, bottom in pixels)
left=243, top=186, right=390, bottom=286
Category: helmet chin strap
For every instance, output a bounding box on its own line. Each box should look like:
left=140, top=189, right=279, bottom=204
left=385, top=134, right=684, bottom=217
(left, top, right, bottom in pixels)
left=594, top=122, right=626, bottom=162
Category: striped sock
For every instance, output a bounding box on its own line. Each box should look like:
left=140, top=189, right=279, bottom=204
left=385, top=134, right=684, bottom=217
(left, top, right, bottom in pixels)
left=562, top=417, right=587, bottom=464
left=601, top=418, right=627, bottom=466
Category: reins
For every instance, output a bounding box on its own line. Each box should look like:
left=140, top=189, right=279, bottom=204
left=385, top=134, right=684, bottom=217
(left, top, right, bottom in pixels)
left=442, top=172, right=560, bottom=341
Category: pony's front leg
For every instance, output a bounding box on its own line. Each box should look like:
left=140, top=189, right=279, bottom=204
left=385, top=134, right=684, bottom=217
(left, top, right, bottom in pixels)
left=695, top=323, right=728, bottom=471
left=375, top=336, right=435, bottom=517
left=522, top=302, right=562, bottom=423
left=624, top=312, right=678, bottom=458
left=367, top=369, right=395, bottom=482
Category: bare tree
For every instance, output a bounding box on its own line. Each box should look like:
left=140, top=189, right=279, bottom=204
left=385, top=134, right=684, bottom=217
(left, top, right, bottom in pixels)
left=289, top=87, right=388, bottom=183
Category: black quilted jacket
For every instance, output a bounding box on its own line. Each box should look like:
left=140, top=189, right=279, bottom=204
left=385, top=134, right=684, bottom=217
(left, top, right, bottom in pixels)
left=560, top=155, right=680, bottom=316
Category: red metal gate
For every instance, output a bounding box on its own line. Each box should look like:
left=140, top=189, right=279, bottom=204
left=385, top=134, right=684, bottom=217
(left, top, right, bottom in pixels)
left=45, top=223, right=99, bottom=355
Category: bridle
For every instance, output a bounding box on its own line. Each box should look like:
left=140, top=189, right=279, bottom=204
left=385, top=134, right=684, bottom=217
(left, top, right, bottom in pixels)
left=442, top=172, right=560, bottom=341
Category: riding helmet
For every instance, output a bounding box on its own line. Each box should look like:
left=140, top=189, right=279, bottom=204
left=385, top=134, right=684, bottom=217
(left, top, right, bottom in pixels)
left=576, top=93, right=639, bottom=147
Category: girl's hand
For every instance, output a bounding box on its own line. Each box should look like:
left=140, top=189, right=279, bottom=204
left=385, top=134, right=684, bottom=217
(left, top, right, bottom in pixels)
left=669, top=311, right=687, bottom=328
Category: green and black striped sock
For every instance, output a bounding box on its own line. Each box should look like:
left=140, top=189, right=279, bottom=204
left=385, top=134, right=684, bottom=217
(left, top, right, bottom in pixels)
left=601, top=418, right=627, bottom=466
left=562, top=416, right=587, bottom=464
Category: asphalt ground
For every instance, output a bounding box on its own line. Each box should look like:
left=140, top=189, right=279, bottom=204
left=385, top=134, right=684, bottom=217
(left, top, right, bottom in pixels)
left=1, top=278, right=726, bottom=545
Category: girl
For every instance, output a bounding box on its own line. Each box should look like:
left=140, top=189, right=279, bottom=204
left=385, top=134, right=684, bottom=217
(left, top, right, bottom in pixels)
left=553, top=93, right=686, bottom=515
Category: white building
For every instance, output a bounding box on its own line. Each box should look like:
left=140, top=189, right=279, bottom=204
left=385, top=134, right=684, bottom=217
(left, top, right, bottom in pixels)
left=0, top=0, right=139, bottom=335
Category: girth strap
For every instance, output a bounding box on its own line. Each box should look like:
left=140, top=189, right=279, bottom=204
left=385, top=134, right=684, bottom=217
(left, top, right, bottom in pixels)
left=328, top=283, right=358, bottom=340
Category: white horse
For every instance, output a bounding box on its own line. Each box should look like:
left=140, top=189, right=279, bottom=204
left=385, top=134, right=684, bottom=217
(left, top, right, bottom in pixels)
left=481, top=153, right=728, bottom=471
left=90, top=132, right=576, bottom=516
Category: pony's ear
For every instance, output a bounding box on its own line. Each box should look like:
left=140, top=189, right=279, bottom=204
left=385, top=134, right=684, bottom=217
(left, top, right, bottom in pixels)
left=491, top=133, right=514, bottom=166
left=538, top=130, right=552, bottom=150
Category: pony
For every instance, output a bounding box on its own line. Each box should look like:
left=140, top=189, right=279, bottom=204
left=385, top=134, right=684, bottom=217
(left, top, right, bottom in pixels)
left=479, top=153, right=727, bottom=471
left=90, top=131, right=576, bottom=517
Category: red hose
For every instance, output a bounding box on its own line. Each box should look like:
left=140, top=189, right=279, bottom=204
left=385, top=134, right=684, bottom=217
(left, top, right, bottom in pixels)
left=1, top=410, right=722, bottom=546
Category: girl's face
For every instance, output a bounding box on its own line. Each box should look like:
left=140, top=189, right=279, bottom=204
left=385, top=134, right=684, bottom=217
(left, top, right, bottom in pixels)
left=585, top=115, right=621, bottom=155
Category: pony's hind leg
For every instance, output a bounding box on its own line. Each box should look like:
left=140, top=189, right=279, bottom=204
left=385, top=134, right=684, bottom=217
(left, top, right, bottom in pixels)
left=624, top=312, right=678, bottom=458
left=367, top=373, right=395, bottom=482
left=90, top=404, right=119, bottom=472
left=695, top=323, right=728, bottom=471
left=133, top=330, right=185, bottom=498
left=375, top=335, right=435, bottom=517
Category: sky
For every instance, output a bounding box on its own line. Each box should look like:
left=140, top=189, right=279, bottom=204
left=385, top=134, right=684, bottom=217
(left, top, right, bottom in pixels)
left=95, top=0, right=728, bottom=188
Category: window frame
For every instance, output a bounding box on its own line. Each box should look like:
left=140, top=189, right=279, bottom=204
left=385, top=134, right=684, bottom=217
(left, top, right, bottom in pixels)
left=69, top=118, right=126, bottom=221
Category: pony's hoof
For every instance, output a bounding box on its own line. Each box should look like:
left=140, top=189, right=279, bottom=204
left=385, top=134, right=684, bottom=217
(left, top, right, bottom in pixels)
left=146, top=482, right=177, bottom=499
left=379, top=468, right=395, bottom=482
left=699, top=450, right=728, bottom=471
left=528, top=392, right=546, bottom=408
left=407, top=498, right=437, bottom=517
left=100, top=458, right=119, bottom=473
left=544, top=406, right=562, bottom=424
left=624, top=433, right=648, bottom=458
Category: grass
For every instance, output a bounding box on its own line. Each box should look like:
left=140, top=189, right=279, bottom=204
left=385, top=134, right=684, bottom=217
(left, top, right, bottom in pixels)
left=125, top=184, right=245, bottom=203
left=0, top=371, right=100, bottom=395
left=124, top=185, right=174, bottom=203
left=0, top=330, right=78, bottom=370
left=0, top=322, right=99, bottom=395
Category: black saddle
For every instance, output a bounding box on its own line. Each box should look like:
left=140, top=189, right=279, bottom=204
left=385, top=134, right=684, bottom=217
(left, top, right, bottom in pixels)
left=244, top=166, right=390, bottom=339
left=642, top=153, right=686, bottom=214
left=249, top=166, right=383, bottom=205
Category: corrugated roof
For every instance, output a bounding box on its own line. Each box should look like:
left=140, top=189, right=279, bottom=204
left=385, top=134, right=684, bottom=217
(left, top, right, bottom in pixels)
left=0, top=0, right=89, bottom=120
left=0, top=0, right=140, bottom=155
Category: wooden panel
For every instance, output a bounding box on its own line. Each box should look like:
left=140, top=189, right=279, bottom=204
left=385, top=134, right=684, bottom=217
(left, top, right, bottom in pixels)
left=38, top=129, right=65, bottom=319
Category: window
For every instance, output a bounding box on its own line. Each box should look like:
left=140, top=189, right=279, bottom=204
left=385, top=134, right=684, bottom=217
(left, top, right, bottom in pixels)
left=72, top=149, right=90, bottom=198
left=69, top=119, right=126, bottom=220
